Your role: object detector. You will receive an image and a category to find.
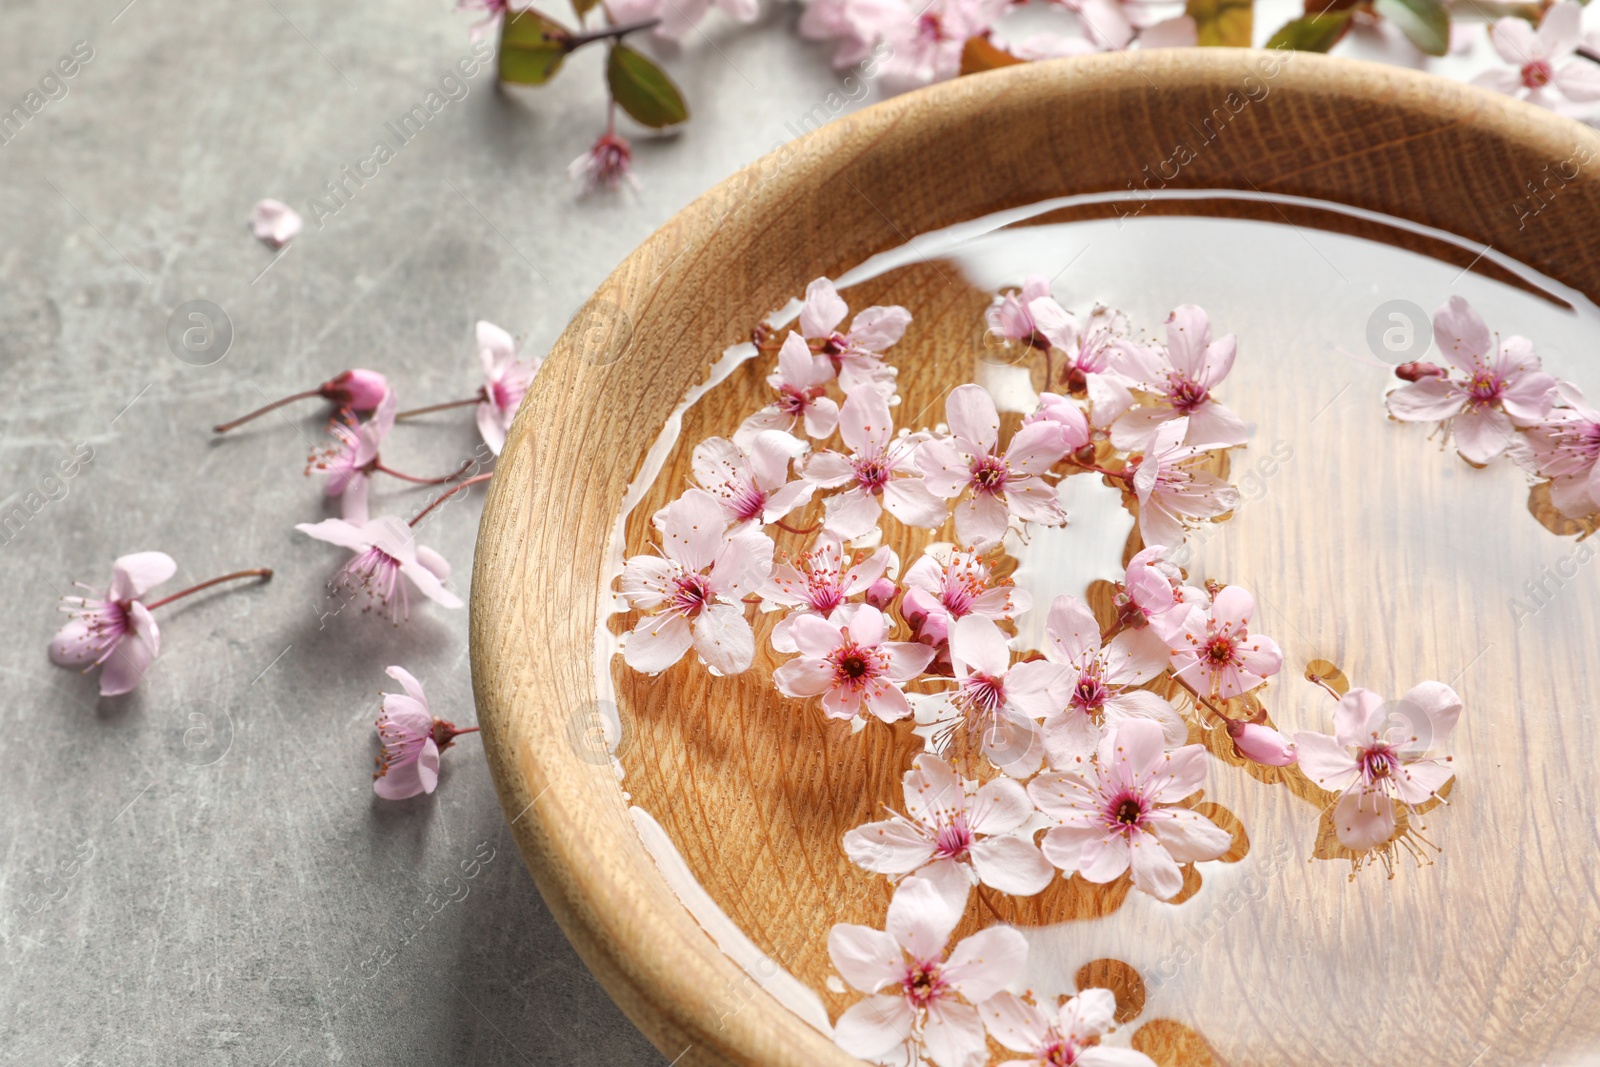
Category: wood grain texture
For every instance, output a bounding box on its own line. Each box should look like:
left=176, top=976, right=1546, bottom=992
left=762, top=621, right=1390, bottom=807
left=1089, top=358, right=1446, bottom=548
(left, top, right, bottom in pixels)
left=470, top=52, right=1600, bottom=1067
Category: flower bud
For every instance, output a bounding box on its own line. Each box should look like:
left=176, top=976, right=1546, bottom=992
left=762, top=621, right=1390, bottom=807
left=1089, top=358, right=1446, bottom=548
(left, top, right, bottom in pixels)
left=1395, top=361, right=1445, bottom=382
left=1226, top=719, right=1297, bottom=766
left=320, top=369, right=390, bottom=412
left=864, top=577, right=898, bottom=610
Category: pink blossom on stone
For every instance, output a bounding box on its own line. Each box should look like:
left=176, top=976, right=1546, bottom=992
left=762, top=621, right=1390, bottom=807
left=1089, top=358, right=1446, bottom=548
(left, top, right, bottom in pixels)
left=902, top=544, right=1032, bottom=634
left=1028, top=718, right=1231, bottom=900
left=740, top=332, right=841, bottom=441
left=828, top=873, right=1028, bottom=1067
left=296, top=515, right=463, bottom=623
left=942, top=614, right=1066, bottom=777
left=372, top=666, right=478, bottom=800
left=877, top=0, right=1006, bottom=92
left=843, top=753, right=1052, bottom=895
left=307, top=387, right=397, bottom=521
left=691, top=431, right=814, bottom=530
left=763, top=531, right=890, bottom=652
left=918, top=384, right=1069, bottom=547
left=1514, top=384, right=1600, bottom=517
left=1024, top=392, right=1091, bottom=454
left=1129, top=416, right=1240, bottom=551
left=1168, top=585, right=1282, bottom=701
left=797, top=277, right=911, bottom=395
left=1226, top=719, right=1298, bottom=767
left=48, top=551, right=175, bottom=696
left=986, top=276, right=1052, bottom=347
left=1111, top=305, right=1249, bottom=450
left=804, top=389, right=948, bottom=539
left=1472, top=2, right=1600, bottom=107
left=982, top=988, right=1157, bottom=1067
left=1038, top=593, right=1187, bottom=765
left=475, top=320, right=542, bottom=456
left=319, top=369, right=390, bottom=413
left=1293, top=683, right=1461, bottom=851
left=798, top=0, right=908, bottom=66
left=249, top=198, right=302, bottom=248
left=619, top=489, right=773, bottom=675
left=1386, top=296, right=1558, bottom=464
left=568, top=131, right=637, bottom=194
left=773, top=604, right=935, bottom=722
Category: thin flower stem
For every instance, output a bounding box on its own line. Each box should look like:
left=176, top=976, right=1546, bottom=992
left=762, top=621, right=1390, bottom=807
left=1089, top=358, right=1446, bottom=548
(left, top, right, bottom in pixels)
left=409, top=472, right=494, bottom=527
left=1170, top=673, right=1235, bottom=723
left=772, top=518, right=821, bottom=535
left=1042, top=346, right=1054, bottom=392
left=1068, top=459, right=1129, bottom=480
left=144, top=569, right=273, bottom=610
left=213, top=390, right=321, bottom=433
left=1306, top=674, right=1343, bottom=701
left=974, top=884, right=1008, bottom=923
left=395, top=396, right=481, bottom=420
left=1579, top=43, right=1600, bottom=66
left=374, top=458, right=475, bottom=486
left=565, top=16, right=660, bottom=49
left=452, top=726, right=480, bottom=736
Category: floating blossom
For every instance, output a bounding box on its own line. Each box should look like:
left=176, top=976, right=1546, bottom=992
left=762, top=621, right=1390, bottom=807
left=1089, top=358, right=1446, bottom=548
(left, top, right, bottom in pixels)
left=1039, top=593, right=1187, bottom=765
left=939, top=615, right=1064, bottom=777
left=764, top=531, right=890, bottom=652
left=1514, top=384, right=1600, bottom=517
left=48, top=552, right=174, bottom=697
left=1168, top=585, right=1282, bottom=701
left=1226, top=719, right=1298, bottom=767
left=691, top=431, right=813, bottom=528
left=773, top=604, right=934, bottom=722
left=372, top=666, right=479, bottom=800
left=803, top=389, right=947, bottom=539
left=1023, top=392, right=1091, bottom=454
left=619, top=489, right=773, bottom=675
left=1111, top=305, right=1248, bottom=450
left=741, top=331, right=840, bottom=441
left=1472, top=2, right=1600, bottom=108
left=1385, top=296, right=1557, bottom=464
left=1111, top=544, right=1202, bottom=662
left=307, top=387, right=397, bottom=521
left=1130, top=416, right=1240, bottom=551
left=829, top=874, right=1027, bottom=1067
left=797, top=277, right=911, bottom=394
left=1029, top=718, right=1231, bottom=900
left=296, top=515, right=463, bottom=622
left=475, top=320, right=542, bottom=455
left=843, top=753, right=1051, bottom=895
left=569, top=131, right=636, bottom=194
left=902, top=544, right=1031, bottom=632
left=918, top=383, right=1068, bottom=547
left=986, top=276, right=1052, bottom=348
left=249, top=198, right=302, bottom=248
left=1294, top=683, right=1461, bottom=852
left=1030, top=297, right=1134, bottom=406
left=982, top=988, right=1157, bottom=1067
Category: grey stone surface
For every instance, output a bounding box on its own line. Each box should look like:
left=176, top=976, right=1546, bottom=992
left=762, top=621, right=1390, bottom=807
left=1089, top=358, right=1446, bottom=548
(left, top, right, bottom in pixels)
left=0, top=1, right=848, bottom=1062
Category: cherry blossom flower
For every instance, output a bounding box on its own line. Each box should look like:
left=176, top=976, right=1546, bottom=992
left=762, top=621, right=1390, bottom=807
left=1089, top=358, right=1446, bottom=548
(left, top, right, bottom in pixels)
left=1029, top=718, right=1231, bottom=900
left=798, top=0, right=907, bottom=66
left=803, top=389, right=948, bottom=539
left=1110, top=544, right=1201, bottom=663
left=1294, top=683, right=1461, bottom=851
left=1385, top=296, right=1557, bottom=464
left=982, top=988, right=1157, bottom=1067
left=877, top=0, right=1005, bottom=92
left=1168, top=585, right=1281, bottom=701
left=1111, top=305, right=1248, bottom=450
left=772, top=604, right=934, bottom=722
left=297, top=514, right=463, bottom=622
left=1030, top=298, right=1134, bottom=404
left=249, top=199, right=302, bottom=248
left=843, top=753, right=1052, bottom=895
left=1226, top=719, right=1298, bottom=767
left=457, top=0, right=508, bottom=40
left=49, top=552, right=174, bottom=697
left=902, top=544, right=1031, bottom=632
left=1024, top=392, right=1091, bottom=454
left=986, top=276, right=1052, bottom=348
left=1472, top=2, right=1600, bottom=108
left=940, top=615, right=1065, bottom=776
left=213, top=369, right=389, bottom=433
left=307, top=387, right=397, bottom=521
left=829, top=873, right=1027, bottom=1067
left=764, top=531, right=890, bottom=652
left=690, top=431, right=813, bottom=528
left=1039, top=593, right=1187, bottom=765
left=1514, top=384, right=1600, bottom=517
left=1129, top=416, right=1240, bottom=551
left=475, top=320, right=542, bottom=455
left=740, top=331, right=840, bottom=441
left=918, top=384, right=1069, bottom=547
left=569, top=131, right=636, bottom=194
left=372, top=666, right=479, bottom=800
left=619, top=489, right=773, bottom=675
left=797, top=276, right=911, bottom=394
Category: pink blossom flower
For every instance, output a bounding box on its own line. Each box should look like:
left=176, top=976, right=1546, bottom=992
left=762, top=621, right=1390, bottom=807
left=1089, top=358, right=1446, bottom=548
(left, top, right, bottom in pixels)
left=1110, top=544, right=1202, bottom=663
left=828, top=873, right=1027, bottom=1067
left=1039, top=593, right=1187, bottom=765
left=986, top=276, right=1052, bottom=348
left=803, top=389, right=948, bottom=539
left=941, top=615, right=1065, bottom=776
left=569, top=131, right=636, bottom=194
left=1293, top=682, right=1461, bottom=851
left=1472, top=2, right=1600, bottom=107
left=1514, top=384, right=1600, bottom=517
left=797, top=276, right=911, bottom=394
left=307, top=387, right=397, bottom=521
left=372, top=666, right=478, bottom=800
left=1111, top=305, right=1248, bottom=450
left=1226, top=719, right=1298, bottom=767
left=877, top=0, right=1006, bottom=92
left=691, top=431, right=814, bottom=528
left=475, top=320, right=541, bottom=455
left=1024, top=392, right=1091, bottom=454
left=773, top=604, right=934, bottom=722
left=619, top=489, right=773, bottom=675
left=319, top=369, right=390, bottom=413
left=1168, top=585, right=1281, bottom=701
left=1028, top=718, right=1231, bottom=900
left=843, top=753, right=1052, bottom=895
left=48, top=552, right=175, bottom=696
left=798, top=0, right=907, bottom=66
left=740, top=331, right=840, bottom=441
left=297, top=514, right=462, bottom=622
left=655, top=0, right=758, bottom=37
left=1129, top=416, right=1240, bottom=551
left=982, top=988, right=1157, bottom=1067
left=249, top=199, right=302, bottom=248
left=1030, top=298, right=1134, bottom=405
left=902, top=544, right=1031, bottom=633
left=1386, top=296, right=1557, bottom=464
left=457, top=0, right=509, bottom=40
left=918, top=384, right=1069, bottom=547
left=764, top=532, right=890, bottom=652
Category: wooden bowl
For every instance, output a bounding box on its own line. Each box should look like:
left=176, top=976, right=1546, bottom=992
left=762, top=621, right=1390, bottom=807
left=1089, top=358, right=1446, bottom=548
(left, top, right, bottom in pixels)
left=471, top=52, right=1600, bottom=1067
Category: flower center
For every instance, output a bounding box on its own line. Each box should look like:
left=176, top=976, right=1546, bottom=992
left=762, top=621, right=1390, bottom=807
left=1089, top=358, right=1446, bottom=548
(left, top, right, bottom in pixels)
left=1115, top=798, right=1143, bottom=824
left=970, top=455, right=1008, bottom=494
left=1168, top=374, right=1209, bottom=413
left=776, top=384, right=822, bottom=415
left=721, top=481, right=768, bottom=524
left=1522, top=59, right=1553, bottom=89
left=1072, top=673, right=1108, bottom=714
left=854, top=453, right=891, bottom=493
left=670, top=573, right=712, bottom=617
left=829, top=641, right=885, bottom=690
left=932, top=814, right=973, bottom=859
left=1360, top=744, right=1398, bottom=782
left=916, top=12, right=943, bottom=41
left=961, top=672, right=1006, bottom=716
left=902, top=959, right=947, bottom=1008
left=1467, top=371, right=1503, bottom=406
left=1041, top=1041, right=1078, bottom=1067
left=1205, top=635, right=1236, bottom=665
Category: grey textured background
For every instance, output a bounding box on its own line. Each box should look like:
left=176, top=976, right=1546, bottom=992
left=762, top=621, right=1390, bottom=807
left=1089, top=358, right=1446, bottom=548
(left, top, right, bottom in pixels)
left=0, top=1, right=847, bottom=1062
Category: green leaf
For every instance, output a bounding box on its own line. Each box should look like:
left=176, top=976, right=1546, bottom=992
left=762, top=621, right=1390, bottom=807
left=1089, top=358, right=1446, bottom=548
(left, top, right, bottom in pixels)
left=1265, top=8, right=1355, bottom=50
left=1373, top=0, right=1450, bottom=55
left=498, top=10, right=572, bottom=85
left=1186, top=0, right=1254, bottom=47
left=607, top=45, right=689, bottom=129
